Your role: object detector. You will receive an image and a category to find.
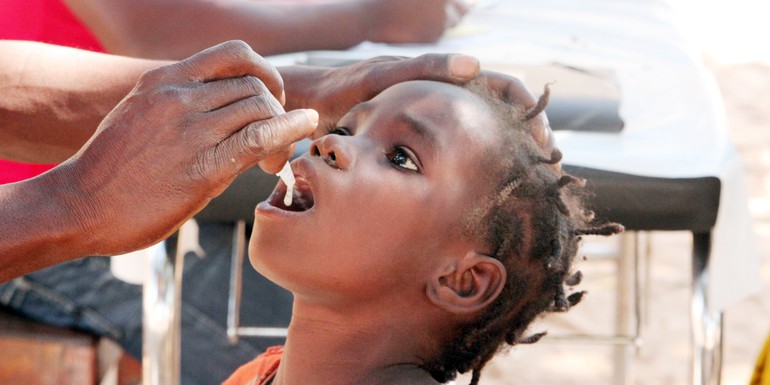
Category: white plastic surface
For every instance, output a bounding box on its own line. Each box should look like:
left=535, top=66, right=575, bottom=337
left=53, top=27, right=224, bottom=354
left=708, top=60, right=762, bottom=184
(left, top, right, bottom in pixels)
left=266, top=0, right=760, bottom=311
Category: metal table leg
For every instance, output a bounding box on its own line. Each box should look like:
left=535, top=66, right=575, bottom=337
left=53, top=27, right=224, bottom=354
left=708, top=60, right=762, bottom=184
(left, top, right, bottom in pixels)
left=226, top=220, right=289, bottom=341
left=691, top=231, right=724, bottom=385
left=143, top=222, right=194, bottom=385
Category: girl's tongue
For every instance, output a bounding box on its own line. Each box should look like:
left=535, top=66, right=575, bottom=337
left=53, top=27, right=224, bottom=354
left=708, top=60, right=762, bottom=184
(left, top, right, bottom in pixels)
left=271, top=177, right=314, bottom=212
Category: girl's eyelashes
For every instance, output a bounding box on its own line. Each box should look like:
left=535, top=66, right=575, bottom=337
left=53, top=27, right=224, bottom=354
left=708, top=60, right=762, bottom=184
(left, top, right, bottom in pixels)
left=326, top=125, right=420, bottom=172
left=386, top=146, right=420, bottom=172
left=328, top=126, right=351, bottom=136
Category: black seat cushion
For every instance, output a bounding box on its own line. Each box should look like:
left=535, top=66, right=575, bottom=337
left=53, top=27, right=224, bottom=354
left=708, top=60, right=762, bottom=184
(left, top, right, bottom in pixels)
left=564, top=165, right=720, bottom=232
left=195, top=167, right=276, bottom=224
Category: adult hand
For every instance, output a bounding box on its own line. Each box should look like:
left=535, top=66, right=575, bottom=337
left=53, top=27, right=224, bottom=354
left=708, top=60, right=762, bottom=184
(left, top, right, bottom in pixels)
left=280, top=53, right=480, bottom=136
left=363, top=0, right=470, bottom=44
left=55, top=40, right=317, bottom=257
left=478, top=70, right=555, bottom=155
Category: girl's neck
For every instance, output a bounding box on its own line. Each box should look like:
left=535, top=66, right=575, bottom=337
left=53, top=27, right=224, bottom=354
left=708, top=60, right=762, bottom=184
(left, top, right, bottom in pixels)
left=270, top=298, right=440, bottom=385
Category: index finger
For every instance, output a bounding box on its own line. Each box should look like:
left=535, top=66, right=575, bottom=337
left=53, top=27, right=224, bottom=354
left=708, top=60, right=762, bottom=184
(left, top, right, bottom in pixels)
left=477, top=70, right=537, bottom=108
left=360, top=53, right=480, bottom=96
left=478, top=70, right=555, bottom=154
left=168, top=40, right=285, bottom=104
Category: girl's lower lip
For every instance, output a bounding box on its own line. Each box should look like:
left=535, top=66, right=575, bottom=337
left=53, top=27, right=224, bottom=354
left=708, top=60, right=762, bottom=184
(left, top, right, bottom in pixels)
left=254, top=156, right=317, bottom=219
left=254, top=197, right=315, bottom=219
left=255, top=201, right=298, bottom=219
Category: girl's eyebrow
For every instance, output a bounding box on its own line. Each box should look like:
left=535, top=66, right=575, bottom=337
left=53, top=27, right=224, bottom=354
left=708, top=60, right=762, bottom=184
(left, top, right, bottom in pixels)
left=396, top=111, right=438, bottom=150
left=347, top=102, right=374, bottom=118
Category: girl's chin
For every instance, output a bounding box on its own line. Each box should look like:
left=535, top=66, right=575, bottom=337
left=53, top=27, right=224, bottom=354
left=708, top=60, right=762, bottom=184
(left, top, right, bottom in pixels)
left=248, top=230, right=298, bottom=267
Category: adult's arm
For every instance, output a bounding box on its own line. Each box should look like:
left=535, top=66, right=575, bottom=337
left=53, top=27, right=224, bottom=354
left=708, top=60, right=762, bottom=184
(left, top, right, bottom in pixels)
left=0, top=41, right=170, bottom=163
left=0, top=42, right=479, bottom=279
left=0, top=41, right=317, bottom=281
left=63, top=0, right=468, bottom=60
left=0, top=41, right=479, bottom=168
left=279, top=54, right=480, bottom=129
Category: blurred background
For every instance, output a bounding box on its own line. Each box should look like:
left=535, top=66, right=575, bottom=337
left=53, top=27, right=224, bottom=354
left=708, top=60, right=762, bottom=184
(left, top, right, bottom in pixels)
left=470, top=1, right=770, bottom=384
left=1, top=1, right=768, bottom=384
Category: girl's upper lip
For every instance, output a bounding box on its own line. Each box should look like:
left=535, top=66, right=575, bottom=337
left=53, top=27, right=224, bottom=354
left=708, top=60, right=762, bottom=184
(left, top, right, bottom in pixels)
left=289, top=156, right=318, bottom=205
left=290, top=156, right=315, bottom=184
left=258, top=156, right=317, bottom=215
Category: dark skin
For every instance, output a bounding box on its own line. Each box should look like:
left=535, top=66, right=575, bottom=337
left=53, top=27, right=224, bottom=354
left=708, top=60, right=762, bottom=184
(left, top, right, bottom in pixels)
left=64, top=0, right=469, bottom=60
left=249, top=81, right=515, bottom=385
left=0, top=41, right=482, bottom=282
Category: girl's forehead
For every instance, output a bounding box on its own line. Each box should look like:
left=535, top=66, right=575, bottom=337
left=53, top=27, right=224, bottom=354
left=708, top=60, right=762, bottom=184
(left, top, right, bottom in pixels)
left=371, top=81, right=496, bottom=132
left=376, top=80, right=480, bottom=107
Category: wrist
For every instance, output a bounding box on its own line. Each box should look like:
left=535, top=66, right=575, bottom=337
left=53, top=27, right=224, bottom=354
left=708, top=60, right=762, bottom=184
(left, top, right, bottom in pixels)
left=0, top=168, right=90, bottom=280
left=278, top=65, right=327, bottom=112
left=43, top=166, right=99, bottom=255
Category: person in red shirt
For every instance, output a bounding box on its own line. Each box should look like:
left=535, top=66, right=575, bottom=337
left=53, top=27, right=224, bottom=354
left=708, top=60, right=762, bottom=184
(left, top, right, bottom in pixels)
left=0, top=0, right=107, bottom=183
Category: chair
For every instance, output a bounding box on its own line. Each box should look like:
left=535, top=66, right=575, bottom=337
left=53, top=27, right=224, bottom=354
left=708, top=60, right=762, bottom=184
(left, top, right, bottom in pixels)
left=564, top=166, right=723, bottom=385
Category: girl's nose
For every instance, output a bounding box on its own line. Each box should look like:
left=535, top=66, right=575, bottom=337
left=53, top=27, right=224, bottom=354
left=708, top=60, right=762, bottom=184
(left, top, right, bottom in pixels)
left=309, top=135, right=351, bottom=170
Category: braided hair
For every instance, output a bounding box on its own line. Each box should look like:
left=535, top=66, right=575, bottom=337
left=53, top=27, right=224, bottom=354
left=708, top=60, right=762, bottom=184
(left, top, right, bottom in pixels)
left=421, top=80, right=623, bottom=384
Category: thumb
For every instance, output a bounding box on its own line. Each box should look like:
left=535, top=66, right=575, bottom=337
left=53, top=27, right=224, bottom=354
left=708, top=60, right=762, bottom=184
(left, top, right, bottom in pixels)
left=258, top=144, right=296, bottom=174
left=222, top=109, right=318, bottom=172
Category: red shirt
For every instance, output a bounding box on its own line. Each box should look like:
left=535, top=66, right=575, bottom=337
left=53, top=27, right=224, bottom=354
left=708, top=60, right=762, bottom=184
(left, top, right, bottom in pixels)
left=0, top=0, right=105, bottom=184
left=223, top=346, right=283, bottom=385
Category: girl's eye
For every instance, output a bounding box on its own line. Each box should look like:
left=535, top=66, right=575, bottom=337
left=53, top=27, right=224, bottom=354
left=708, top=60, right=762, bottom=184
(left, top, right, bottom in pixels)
left=328, top=127, right=351, bottom=136
left=387, top=147, right=419, bottom=172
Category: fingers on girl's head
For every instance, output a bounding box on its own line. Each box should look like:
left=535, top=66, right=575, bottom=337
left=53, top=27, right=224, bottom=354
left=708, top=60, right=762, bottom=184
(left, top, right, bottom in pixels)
left=479, top=71, right=554, bottom=151
left=363, top=53, right=479, bottom=92
left=172, top=40, right=285, bottom=104
left=479, top=71, right=537, bottom=108
left=413, top=53, right=479, bottom=82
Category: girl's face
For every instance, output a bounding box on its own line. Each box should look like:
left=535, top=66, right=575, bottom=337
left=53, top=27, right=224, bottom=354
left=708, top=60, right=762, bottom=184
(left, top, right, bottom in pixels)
left=249, top=81, right=501, bottom=304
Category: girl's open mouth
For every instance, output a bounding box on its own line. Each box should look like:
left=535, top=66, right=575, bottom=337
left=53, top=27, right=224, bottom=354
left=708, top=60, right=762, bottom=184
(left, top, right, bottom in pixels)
left=269, top=177, right=314, bottom=212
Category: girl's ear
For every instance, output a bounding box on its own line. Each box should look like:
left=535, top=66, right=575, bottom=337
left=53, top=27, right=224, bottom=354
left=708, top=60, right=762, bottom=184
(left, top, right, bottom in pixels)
left=426, top=252, right=506, bottom=314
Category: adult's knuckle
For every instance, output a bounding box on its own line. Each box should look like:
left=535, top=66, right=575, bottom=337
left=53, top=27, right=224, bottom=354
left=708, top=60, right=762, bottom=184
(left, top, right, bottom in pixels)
left=223, top=39, right=252, bottom=53
left=136, top=66, right=167, bottom=88
left=241, top=94, right=273, bottom=118
left=222, top=40, right=255, bottom=62
left=243, top=121, right=281, bottom=157
left=367, top=55, right=405, bottom=64
left=241, top=75, right=268, bottom=95
left=187, top=154, right=212, bottom=184
left=158, top=86, right=191, bottom=106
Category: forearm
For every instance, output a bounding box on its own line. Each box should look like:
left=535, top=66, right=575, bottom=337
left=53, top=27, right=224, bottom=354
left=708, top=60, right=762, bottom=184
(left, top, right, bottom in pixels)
left=277, top=53, right=481, bottom=134
left=0, top=170, right=86, bottom=281
left=0, top=41, right=169, bottom=163
left=66, top=0, right=371, bottom=60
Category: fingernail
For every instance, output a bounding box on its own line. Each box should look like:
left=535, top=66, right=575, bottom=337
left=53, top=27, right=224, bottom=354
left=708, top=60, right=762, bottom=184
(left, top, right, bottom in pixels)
left=303, top=109, right=319, bottom=126
left=280, top=89, right=286, bottom=105
left=449, top=55, right=479, bottom=79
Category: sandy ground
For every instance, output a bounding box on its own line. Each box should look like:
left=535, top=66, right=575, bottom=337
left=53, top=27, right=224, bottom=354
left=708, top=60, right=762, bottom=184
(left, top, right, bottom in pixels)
left=470, top=61, right=770, bottom=385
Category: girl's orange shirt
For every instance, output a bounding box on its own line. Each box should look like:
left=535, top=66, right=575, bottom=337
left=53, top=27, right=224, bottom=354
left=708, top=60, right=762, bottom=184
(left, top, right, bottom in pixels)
left=222, top=346, right=283, bottom=385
